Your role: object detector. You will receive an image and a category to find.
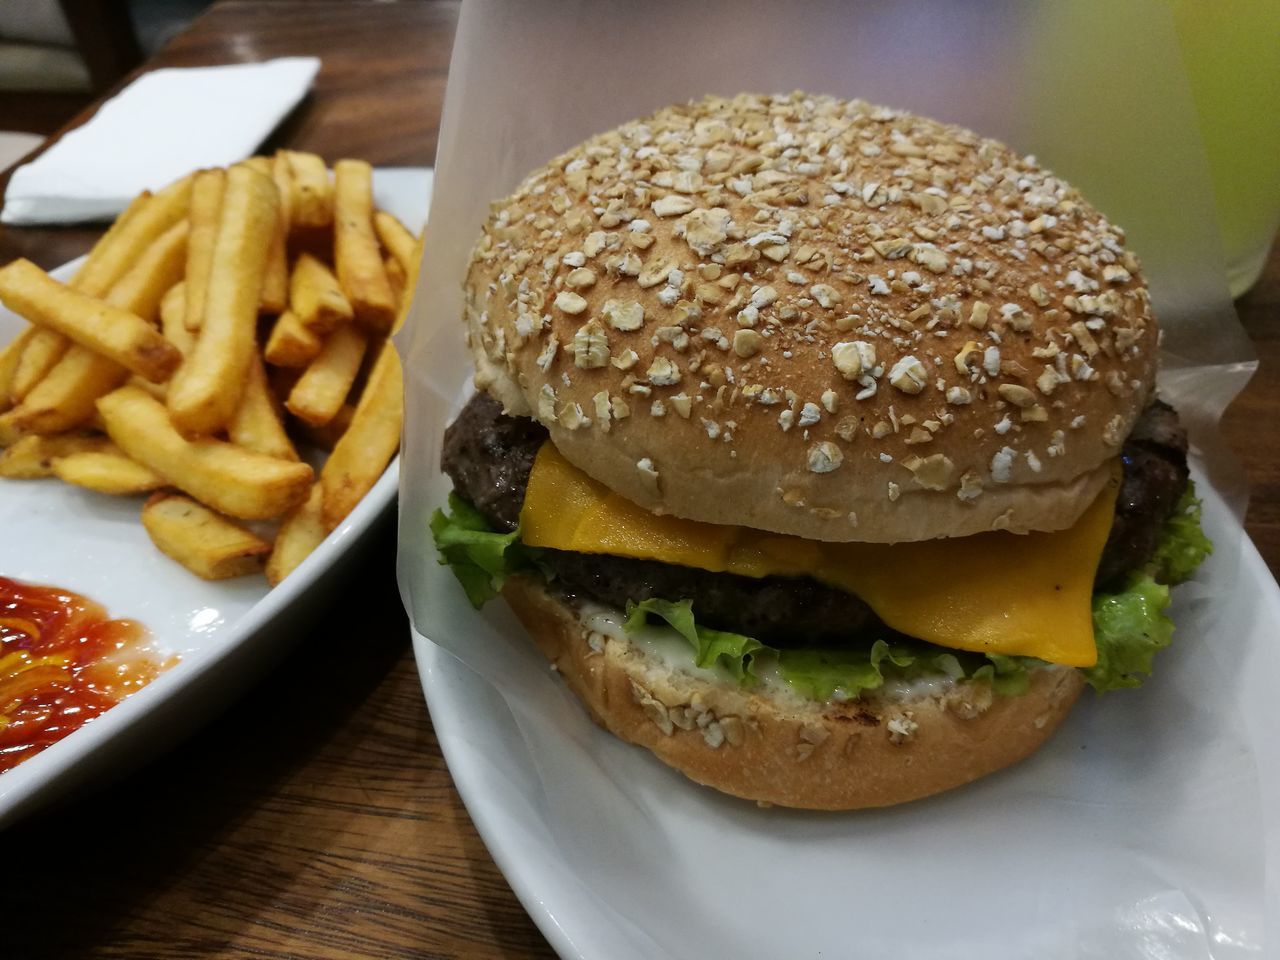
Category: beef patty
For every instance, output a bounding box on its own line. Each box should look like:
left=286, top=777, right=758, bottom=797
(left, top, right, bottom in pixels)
left=441, top=393, right=1189, bottom=644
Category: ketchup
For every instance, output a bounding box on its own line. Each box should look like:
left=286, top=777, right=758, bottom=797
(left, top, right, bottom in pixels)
left=0, top=576, right=176, bottom=773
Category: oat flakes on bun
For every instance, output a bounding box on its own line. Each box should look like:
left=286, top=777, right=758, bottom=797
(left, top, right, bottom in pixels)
left=430, top=92, right=1212, bottom=810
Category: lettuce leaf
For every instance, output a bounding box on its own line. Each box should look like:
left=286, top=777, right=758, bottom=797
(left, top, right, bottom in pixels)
left=1079, top=479, right=1211, bottom=691
left=778, top=644, right=1037, bottom=700
left=970, top=653, right=1036, bottom=697
left=775, top=641, right=917, bottom=700
left=1083, top=574, right=1174, bottom=691
left=622, top=600, right=1037, bottom=700
left=623, top=598, right=764, bottom=681
left=429, top=493, right=529, bottom=608
left=1149, top=482, right=1213, bottom=585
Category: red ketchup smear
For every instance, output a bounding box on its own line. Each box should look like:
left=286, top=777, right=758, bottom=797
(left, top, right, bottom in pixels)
left=0, top=576, right=177, bottom=773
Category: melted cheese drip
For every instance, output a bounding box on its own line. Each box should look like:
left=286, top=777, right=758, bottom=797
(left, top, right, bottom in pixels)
left=520, top=445, right=1118, bottom=667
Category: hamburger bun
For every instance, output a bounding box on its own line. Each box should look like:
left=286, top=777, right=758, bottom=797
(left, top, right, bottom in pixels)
left=503, top=574, right=1085, bottom=810
left=464, top=92, right=1158, bottom=542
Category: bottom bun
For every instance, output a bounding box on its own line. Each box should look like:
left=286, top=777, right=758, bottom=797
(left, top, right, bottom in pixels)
left=503, top=574, right=1085, bottom=811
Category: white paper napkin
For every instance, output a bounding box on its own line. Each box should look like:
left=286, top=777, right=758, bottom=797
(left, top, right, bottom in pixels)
left=2, top=57, right=321, bottom=225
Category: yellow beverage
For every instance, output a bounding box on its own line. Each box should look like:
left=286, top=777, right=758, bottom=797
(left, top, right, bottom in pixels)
left=1170, top=0, right=1280, bottom=295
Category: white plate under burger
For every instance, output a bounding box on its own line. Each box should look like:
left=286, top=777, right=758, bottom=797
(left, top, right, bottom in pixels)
left=413, top=424, right=1279, bottom=960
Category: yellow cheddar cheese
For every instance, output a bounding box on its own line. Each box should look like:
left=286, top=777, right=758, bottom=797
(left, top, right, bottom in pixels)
left=520, top=444, right=1119, bottom=667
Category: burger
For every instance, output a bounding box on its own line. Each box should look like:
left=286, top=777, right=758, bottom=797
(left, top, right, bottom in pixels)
left=430, top=93, right=1212, bottom=810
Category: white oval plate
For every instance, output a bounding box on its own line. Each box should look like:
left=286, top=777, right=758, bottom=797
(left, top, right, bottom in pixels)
left=0, top=168, right=432, bottom=828
left=414, top=473, right=1280, bottom=960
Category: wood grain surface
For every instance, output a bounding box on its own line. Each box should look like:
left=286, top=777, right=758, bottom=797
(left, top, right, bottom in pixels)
left=1224, top=238, right=1280, bottom=572
left=0, top=3, right=1275, bottom=958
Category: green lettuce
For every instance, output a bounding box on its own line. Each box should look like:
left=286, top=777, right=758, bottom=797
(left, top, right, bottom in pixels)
left=429, top=493, right=530, bottom=608
left=1083, top=574, right=1174, bottom=691
left=621, top=601, right=1038, bottom=700
left=970, top=653, right=1037, bottom=697
left=623, top=598, right=764, bottom=682
left=783, top=646, right=1039, bottom=699
left=775, top=641, right=918, bottom=700
left=1079, top=480, right=1211, bottom=691
left=1149, top=482, right=1213, bottom=585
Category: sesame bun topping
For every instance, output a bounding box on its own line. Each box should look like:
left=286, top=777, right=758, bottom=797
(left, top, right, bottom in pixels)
left=464, top=92, right=1157, bottom=542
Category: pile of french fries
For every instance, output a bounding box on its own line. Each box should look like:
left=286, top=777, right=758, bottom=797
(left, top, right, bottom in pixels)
left=0, top=153, right=418, bottom=585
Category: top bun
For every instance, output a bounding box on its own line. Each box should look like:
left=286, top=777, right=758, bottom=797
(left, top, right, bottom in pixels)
left=464, top=92, right=1158, bottom=543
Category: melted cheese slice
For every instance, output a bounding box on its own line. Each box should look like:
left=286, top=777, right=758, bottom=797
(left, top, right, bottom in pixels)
left=520, top=445, right=1118, bottom=667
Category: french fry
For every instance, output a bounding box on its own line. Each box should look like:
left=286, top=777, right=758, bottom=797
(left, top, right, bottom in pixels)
left=240, top=156, right=272, bottom=176
left=333, top=159, right=396, bottom=333
left=260, top=234, right=289, bottom=315
left=259, top=155, right=292, bottom=314
left=99, top=219, right=189, bottom=325
left=160, top=281, right=185, bottom=330
left=0, top=432, right=111, bottom=478
left=263, top=310, right=322, bottom=368
left=385, top=256, right=407, bottom=307
left=184, top=168, right=225, bottom=332
left=0, top=223, right=194, bottom=436
left=289, top=253, right=352, bottom=334
left=0, top=414, right=19, bottom=447
left=0, top=327, right=34, bottom=411
left=159, top=282, right=194, bottom=357
left=9, top=328, right=69, bottom=403
left=167, top=164, right=279, bottom=435
left=282, top=150, right=332, bottom=232
left=272, top=152, right=294, bottom=224
left=1, top=202, right=195, bottom=438
left=286, top=324, right=366, bottom=427
left=0, top=235, right=197, bottom=437
left=127, top=373, right=168, bottom=401
left=71, top=174, right=192, bottom=298
left=52, top=448, right=164, bottom=495
left=320, top=341, right=402, bottom=528
left=0, top=346, right=127, bottom=438
left=0, top=259, right=182, bottom=383
left=392, top=235, right=424, bottom=335
left=99, top=385, right=313, bottom=520
left=228, top=354, right=298, bottom=461
left=373, top=210, right=417, bottom=275
left=71, top=191, right=151, bottom=292
left=141, top=492, right=271, bottom=580
left=265, top=483, right=327, bottom=586
left=6, top=224, right=191, bottom=428
left=8, top=184, right=188, bottom=407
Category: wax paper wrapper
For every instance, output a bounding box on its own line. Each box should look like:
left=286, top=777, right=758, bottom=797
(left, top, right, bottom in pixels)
left=397, top=2, right=1271, bottom=956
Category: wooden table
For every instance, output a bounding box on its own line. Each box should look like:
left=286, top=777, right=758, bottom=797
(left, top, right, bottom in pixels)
left=0, top=3, right=1276, bottom=958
